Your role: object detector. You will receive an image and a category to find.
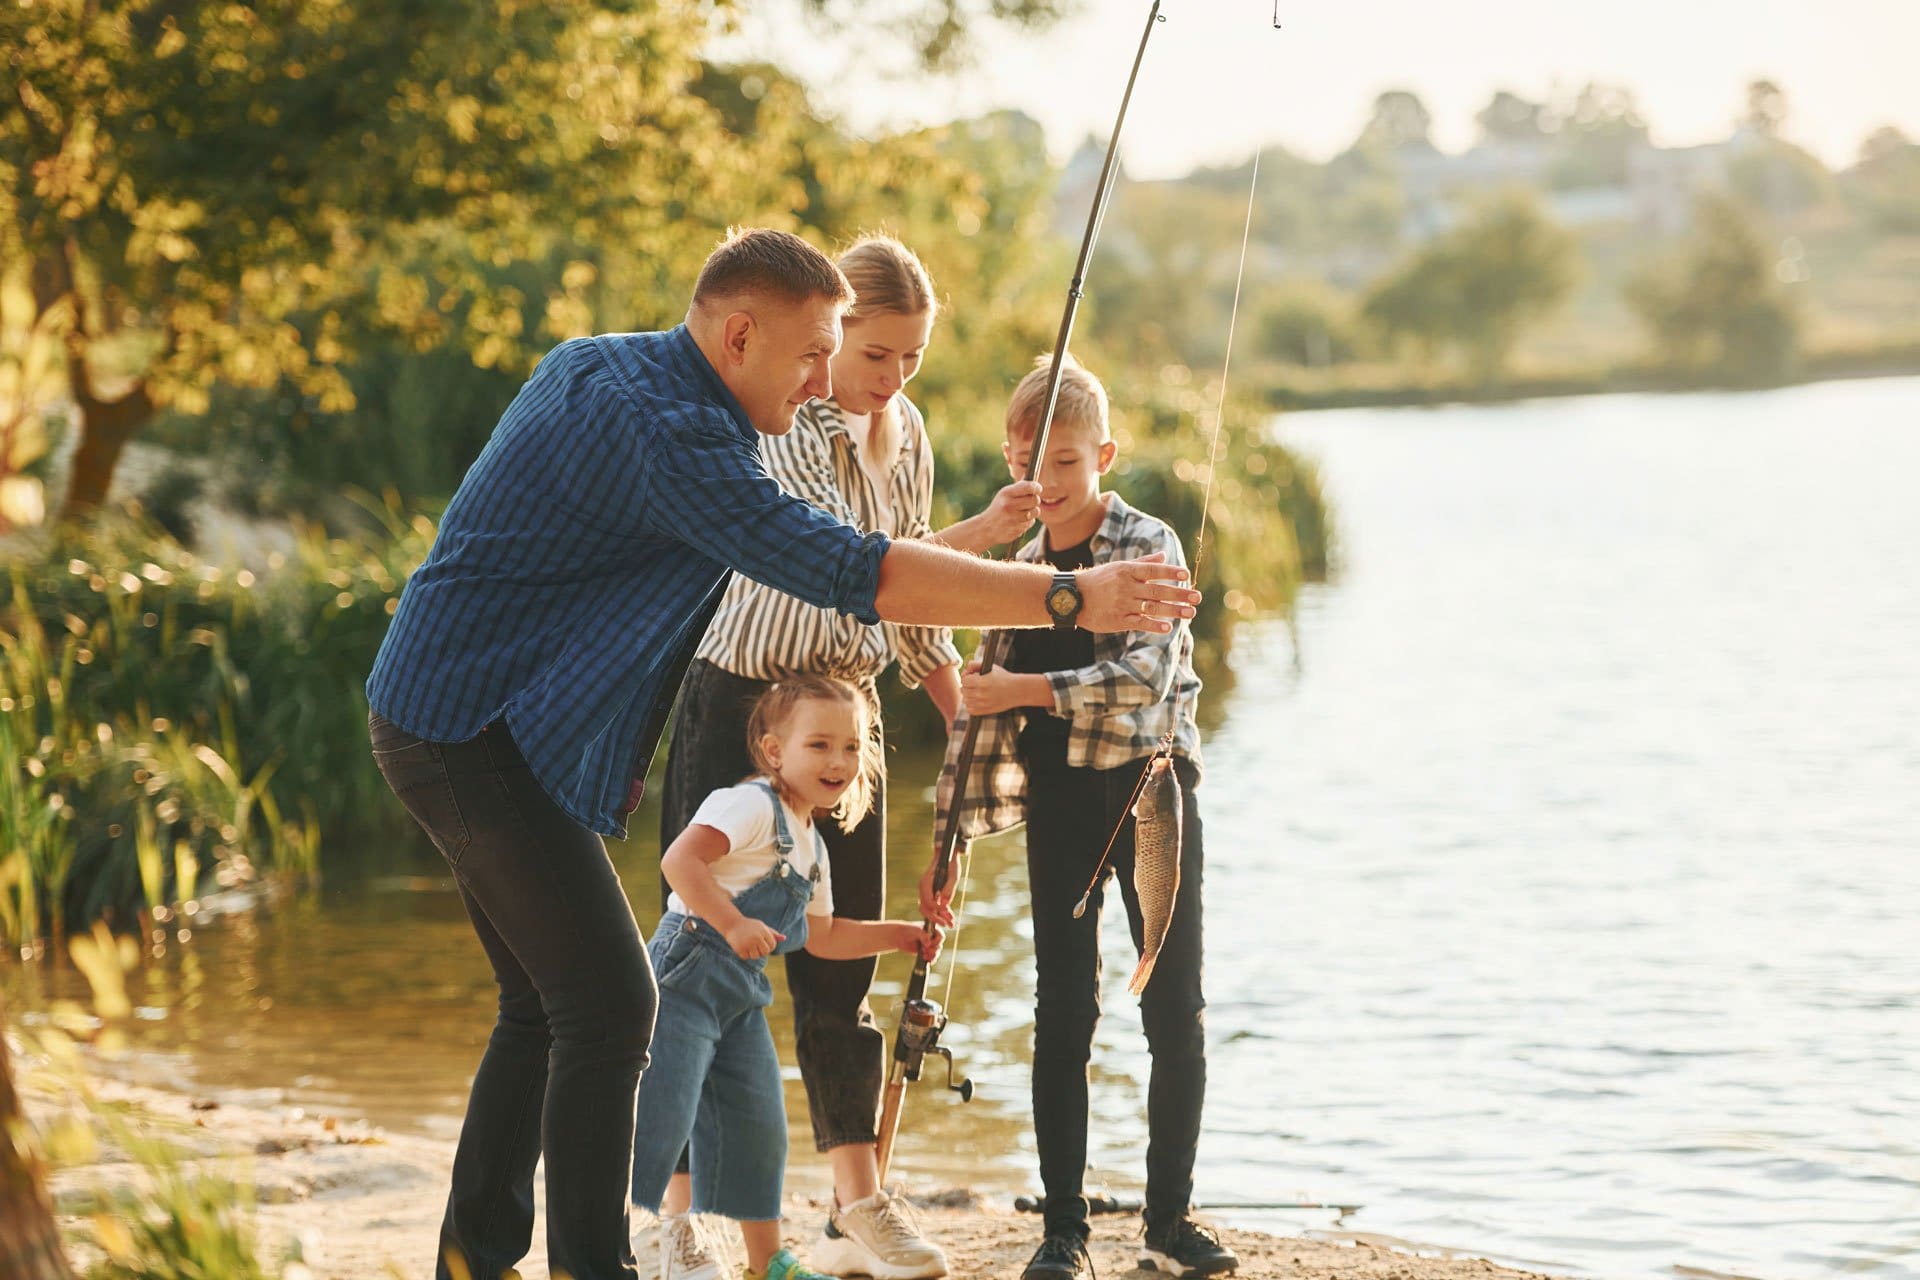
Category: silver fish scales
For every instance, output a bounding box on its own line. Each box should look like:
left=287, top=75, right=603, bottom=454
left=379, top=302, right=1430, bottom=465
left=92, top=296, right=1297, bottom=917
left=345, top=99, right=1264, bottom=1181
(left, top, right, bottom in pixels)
left=1126, top=755, right=1183, bottom=995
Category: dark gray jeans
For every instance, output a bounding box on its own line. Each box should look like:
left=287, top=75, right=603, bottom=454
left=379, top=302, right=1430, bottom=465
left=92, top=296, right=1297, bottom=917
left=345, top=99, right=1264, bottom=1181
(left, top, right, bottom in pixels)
left=370, top=712, right=654, bottom=1280
left=660, top=659, right=888, bottom=1154
left=1026, top=753, right=1207, bottom=1240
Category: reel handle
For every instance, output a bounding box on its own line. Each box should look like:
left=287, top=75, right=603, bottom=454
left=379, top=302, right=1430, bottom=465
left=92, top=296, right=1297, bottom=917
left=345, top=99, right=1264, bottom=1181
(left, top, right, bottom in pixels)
left=929, top=1044, right=974, bottom=1102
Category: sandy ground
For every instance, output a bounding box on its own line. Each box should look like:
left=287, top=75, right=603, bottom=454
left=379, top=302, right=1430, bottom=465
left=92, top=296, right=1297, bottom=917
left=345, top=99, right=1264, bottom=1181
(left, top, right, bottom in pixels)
left=37, top=1078, right=1561, bottom=1280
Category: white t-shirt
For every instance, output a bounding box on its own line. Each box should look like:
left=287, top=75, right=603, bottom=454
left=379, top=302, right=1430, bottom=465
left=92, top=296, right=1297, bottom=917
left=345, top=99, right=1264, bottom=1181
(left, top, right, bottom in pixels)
left=668, top=782, right=833, bottom=920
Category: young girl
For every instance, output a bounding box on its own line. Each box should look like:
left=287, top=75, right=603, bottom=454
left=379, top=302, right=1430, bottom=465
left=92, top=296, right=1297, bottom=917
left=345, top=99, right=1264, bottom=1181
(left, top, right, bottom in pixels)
left=634, top=675, right=942, bottom=1280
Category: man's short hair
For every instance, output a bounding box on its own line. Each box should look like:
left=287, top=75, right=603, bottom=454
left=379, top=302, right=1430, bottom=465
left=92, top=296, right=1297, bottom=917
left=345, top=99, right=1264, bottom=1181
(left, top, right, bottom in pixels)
left=1006, top=353, right=1111, bottom=445
left=692, top=227, right=853, bottom=313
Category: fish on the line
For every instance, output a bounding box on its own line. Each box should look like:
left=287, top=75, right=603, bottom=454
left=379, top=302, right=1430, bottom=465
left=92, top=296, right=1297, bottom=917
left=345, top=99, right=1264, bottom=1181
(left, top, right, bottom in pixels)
left=1126, top=753, right=1183, bottom=995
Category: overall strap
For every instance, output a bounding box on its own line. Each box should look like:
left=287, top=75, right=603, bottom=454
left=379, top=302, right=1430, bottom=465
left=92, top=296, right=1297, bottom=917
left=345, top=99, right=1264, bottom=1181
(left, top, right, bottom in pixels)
left=750, top=779, right=822, bottom=886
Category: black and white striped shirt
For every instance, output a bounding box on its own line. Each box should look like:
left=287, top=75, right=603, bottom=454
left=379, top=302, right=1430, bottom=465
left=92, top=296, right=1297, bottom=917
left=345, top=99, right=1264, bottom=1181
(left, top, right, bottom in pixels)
left=694, top=395, right=962, bottom=690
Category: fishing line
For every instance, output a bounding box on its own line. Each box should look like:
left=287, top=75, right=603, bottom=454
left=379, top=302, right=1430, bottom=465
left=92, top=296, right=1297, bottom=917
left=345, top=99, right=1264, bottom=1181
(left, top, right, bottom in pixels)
left=1069, top=142, right=1266, bottom=917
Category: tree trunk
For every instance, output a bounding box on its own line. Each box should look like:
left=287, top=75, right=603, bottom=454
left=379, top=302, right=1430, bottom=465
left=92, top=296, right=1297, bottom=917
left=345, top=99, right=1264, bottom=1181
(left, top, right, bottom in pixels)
left=34, top=245, right=157, bottom=521
left=60, top=382, right=154, bottom=519
left=0, top=998, right=77, bottom=1278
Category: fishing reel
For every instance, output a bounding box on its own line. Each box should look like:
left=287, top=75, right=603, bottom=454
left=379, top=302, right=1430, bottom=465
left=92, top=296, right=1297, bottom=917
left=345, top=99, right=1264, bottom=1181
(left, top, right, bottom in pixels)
left=894, top=997, right=974, bottom=1102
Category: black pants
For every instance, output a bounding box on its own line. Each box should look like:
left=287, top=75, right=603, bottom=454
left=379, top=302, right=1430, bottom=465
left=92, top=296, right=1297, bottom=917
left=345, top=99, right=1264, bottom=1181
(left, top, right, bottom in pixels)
left=371, top=713, right=654, bottom=1280
left=660, top=659, right=888, bottom=1155
left=1026, top=753, right=1207, bottom=1240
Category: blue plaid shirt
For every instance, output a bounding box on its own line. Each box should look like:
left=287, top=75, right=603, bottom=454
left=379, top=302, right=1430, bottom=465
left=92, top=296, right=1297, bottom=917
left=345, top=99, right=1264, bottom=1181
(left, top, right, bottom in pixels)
left=366, top=326, right=890, bottom=837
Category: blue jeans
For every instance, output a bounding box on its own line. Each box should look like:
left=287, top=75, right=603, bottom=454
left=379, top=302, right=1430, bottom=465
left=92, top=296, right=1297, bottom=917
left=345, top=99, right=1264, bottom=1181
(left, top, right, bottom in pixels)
left=631, top=831, right=815, bottom=1221
left=370, top=713, right=654, bottom=1280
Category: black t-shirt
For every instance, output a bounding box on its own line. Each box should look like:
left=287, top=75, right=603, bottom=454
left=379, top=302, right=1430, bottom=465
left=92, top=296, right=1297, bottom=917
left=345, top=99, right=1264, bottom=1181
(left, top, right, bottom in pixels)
left=1005, top=536, right=1096, bottom=766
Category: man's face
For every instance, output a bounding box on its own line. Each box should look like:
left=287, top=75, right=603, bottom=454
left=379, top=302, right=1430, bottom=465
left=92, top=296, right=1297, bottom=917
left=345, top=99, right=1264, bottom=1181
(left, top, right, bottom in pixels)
left=726, top=296, right=844, bottom=435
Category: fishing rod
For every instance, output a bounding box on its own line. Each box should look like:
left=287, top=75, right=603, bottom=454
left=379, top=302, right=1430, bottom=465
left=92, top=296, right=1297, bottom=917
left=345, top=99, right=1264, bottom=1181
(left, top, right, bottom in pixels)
left=1014, top=1194, right=1363, bottom=1217
left=873, top=0, right=1169, bottom=1186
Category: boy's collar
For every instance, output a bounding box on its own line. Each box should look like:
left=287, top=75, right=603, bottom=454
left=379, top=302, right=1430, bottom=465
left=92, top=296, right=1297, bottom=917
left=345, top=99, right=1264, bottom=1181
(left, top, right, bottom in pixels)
left=1027, top=490, right=1132, bottom=558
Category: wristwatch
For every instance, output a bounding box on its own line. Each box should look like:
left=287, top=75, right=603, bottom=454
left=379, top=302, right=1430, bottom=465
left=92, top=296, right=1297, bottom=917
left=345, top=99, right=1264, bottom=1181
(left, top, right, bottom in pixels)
left=1045, top=571, right=1083, bottom=629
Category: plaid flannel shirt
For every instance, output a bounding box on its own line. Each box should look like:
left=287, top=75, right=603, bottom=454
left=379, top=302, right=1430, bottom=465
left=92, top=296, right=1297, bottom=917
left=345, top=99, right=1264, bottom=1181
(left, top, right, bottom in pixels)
left=935, top=492, right=1203, bottom=842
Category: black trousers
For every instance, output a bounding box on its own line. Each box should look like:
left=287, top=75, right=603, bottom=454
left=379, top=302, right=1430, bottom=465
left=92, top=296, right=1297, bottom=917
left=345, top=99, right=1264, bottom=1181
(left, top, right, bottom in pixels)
left=370, top=713, right=653, bottom=1280
left=1025, top=753, right=1207, bottom=1240
left=659, top=659, right=889, bottom=1155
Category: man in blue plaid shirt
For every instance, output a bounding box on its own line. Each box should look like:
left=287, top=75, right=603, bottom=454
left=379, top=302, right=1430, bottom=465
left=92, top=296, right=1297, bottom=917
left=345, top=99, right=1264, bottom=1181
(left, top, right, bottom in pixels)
left=364, top=229, right=1199, bottom=1280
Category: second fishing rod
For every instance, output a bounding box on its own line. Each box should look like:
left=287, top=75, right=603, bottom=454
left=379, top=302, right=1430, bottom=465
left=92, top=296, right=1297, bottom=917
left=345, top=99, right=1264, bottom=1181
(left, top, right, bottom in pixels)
left=873, top=0, right=1170, bottom=1186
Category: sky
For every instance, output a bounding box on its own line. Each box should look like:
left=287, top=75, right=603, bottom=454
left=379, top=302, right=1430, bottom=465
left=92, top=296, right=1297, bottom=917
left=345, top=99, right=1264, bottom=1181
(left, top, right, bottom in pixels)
left=719, top=0, right=1920, bottom=180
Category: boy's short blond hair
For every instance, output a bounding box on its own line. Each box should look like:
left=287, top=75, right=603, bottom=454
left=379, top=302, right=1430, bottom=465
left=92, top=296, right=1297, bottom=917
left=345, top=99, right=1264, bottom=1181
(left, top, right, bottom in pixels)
left=1005, top=353, right=1111, bottom=445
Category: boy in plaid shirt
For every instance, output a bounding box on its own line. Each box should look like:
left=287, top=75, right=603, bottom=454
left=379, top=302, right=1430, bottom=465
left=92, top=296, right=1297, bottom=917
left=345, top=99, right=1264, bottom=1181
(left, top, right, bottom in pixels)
left=921, top=355, right=1237, bottom=1279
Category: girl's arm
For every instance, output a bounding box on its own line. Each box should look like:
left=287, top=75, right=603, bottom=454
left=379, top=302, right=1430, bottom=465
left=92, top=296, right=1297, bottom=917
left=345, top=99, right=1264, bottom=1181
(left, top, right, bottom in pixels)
left=663, top=824, right=785, bottom=960
left=804, top=916, right=943, bottom=963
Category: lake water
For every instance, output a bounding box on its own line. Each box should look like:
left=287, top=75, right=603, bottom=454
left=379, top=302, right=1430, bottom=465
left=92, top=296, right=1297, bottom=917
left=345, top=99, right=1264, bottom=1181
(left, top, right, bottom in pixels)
left=10, top=376, right=1919, bottom=1279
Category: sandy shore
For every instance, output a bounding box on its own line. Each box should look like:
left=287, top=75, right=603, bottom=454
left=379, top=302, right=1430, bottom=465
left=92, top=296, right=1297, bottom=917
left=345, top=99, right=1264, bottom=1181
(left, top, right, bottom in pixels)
left=38, top=1077, right=1561, bottom=1280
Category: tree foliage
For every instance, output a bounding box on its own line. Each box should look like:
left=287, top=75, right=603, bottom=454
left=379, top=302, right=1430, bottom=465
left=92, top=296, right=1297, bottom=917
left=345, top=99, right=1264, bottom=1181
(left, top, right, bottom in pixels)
left=1549, top=82, right=1650, bottom=188
left=1625, top=194, right=1802, bottom=381
left=1361, top=191, right=1579, bottom=383
left=1, top=0, right=754, bottom=516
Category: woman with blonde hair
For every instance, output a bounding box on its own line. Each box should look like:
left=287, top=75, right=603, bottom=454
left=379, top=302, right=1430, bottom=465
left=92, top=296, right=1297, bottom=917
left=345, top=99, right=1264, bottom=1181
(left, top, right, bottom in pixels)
left=649, top=235, right=1038, bottom=1280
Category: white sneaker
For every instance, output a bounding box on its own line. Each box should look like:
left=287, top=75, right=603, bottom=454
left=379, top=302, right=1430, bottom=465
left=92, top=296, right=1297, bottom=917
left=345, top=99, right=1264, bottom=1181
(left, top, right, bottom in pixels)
left=659, top=1212, right=727, bottom=1280
left=811, top=1190, right=949, bottom=1279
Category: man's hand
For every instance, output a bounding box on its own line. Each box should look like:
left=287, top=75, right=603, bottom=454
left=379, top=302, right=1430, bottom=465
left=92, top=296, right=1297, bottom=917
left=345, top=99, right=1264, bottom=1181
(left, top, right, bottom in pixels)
left=1074, top=554, right=1198, bottom=634
left=724, top=918, right=784, bottom=961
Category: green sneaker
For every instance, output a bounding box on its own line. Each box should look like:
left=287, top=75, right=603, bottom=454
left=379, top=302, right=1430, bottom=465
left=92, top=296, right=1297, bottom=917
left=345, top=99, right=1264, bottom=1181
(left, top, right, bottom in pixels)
left=751, top=1248, right=838, bottom=1280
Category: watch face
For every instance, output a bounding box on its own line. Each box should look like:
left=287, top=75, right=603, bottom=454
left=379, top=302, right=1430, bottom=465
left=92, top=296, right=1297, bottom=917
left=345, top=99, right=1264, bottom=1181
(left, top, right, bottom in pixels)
left=1047, top=585, right=1078, bottom=619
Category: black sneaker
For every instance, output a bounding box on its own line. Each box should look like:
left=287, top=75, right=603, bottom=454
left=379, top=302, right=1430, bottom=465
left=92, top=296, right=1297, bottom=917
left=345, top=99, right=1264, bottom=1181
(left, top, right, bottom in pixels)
left=1022, top=1230, right=1095, bottom=1279
left=1140, top=1216, right=1238, bottom=1276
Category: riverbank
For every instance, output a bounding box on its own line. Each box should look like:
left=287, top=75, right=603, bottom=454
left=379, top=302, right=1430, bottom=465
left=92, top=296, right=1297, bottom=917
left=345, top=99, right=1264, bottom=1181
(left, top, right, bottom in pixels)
left=1258, top=340, right=1920, bottom=411
left=38, top=1076, right=1563, bottom=1280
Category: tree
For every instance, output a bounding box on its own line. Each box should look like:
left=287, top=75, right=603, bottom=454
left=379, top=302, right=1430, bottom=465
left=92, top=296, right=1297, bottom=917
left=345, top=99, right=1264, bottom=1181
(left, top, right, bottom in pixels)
left=1355, top=90, right=1435, bottom=153
left=0, top=999, right=74, bottom=1279
left=2, top=0, right=741, bottom=518
left=795, top=0, right=1078, bottom=70
left=1550, top=82, right=1649, bottom=188
left=1844, top=127, right=1920, bottom=233
left=1362, top=191, right=1579, bottom=384
left=1625, top=194, right=1802, bottom=382
left=1477, top=91, right=1552, bottom=145
left=1743, top=78, right=1789, bottom=137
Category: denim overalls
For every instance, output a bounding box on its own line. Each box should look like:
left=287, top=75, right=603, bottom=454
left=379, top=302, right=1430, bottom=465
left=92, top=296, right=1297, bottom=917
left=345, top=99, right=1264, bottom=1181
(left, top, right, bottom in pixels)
left=630, top=782, right=821, bottom=1221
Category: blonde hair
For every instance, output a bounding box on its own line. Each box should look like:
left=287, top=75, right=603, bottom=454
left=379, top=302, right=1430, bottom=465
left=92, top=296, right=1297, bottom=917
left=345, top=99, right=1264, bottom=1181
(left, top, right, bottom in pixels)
left=835, top=236, right=938, bottom=471
left=746, top=674, right=880, bottom=831
left=1005, top=352, right=1111, bottom=447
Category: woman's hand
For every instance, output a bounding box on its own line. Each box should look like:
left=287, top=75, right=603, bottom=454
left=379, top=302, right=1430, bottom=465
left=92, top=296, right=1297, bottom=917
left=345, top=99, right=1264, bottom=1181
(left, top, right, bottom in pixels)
left=974, top=480, right=1040, bottom=545
left=960, top=659, right=1048, bottom=717
left=724, top=918, right=784, bottom=961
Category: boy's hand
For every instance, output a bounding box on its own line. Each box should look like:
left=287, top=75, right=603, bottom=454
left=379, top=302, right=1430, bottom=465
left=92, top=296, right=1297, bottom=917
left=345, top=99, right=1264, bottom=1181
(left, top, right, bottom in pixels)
left=960, top=660, right=1046, bottom=716
left=918, top=853, right=961, bottom=927
left=1075, top=554, right=1199, bottom=634
left=894, top=920, right=945, bottom=962
left=724, top=918, right=784, bottom=961
left=976, top=480, right=1040, bottom=544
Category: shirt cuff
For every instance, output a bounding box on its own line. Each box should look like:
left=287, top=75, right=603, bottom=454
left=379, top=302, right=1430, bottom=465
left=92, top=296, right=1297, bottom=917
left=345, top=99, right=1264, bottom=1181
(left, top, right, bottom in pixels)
left=898, top=632, right=961, bottom=688
left=831, top=530, right=891, bottom=626
left=1046, top=669, right=1079, bottom=716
